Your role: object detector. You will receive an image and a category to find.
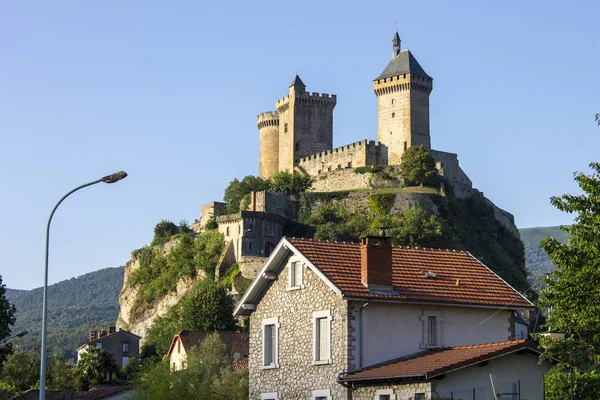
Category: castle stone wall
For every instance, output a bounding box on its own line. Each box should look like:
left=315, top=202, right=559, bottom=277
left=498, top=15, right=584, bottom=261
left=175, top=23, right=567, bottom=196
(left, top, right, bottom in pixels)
left=195, top=201, right=226, bottom=232
left=375, top=74, right=433, bottom=165
left=430, top=150, right=472, bottom=188
left=249, top=191, right=296, bottom=220
left=296, top=140, right=383, bottom=176
left=258, top=111, right=280, bottom=179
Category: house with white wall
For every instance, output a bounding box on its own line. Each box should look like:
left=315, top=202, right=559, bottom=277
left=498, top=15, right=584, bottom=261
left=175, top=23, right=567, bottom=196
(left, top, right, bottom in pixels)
left=234, top=235, right=550, bottom=399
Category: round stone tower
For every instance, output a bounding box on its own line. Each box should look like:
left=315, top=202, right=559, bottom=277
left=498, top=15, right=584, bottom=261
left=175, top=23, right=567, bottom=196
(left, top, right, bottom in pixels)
left=257, top=111, right=280, bottom=179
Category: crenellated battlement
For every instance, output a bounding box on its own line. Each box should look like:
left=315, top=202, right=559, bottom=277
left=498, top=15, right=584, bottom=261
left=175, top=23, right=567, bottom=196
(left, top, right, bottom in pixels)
left=374, top=74, right=433, bottom=96
left=294, top=139, right=386, bottom=176
left=276, top=92, right=337, bottom=108
left=257, top=111, right=280, bottom=129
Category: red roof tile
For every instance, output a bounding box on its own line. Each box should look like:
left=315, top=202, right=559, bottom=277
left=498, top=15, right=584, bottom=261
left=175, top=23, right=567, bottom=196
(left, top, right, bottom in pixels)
left=287, top=238, right=531, bottom=308
left=340, top=340, right=539, bottom=382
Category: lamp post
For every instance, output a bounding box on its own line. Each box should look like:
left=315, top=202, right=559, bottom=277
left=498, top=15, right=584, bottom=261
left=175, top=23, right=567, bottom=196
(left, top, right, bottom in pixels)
left=0, top=331, right=28, bottom=345
left=39, top=171, right=127, bottom=400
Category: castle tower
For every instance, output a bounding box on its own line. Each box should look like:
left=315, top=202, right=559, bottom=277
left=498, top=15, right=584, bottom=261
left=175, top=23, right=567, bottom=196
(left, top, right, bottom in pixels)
left=276, top=75, right=337, bottom=173
left=257, top=111, right=280, bottom=179
left=374, top=32, right=433, bottom=165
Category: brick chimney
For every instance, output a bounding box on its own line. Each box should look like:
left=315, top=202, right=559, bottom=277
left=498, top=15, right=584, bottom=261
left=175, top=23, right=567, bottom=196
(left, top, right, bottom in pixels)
left=360, top=232, right=393, bottom=289
left=90, top=330, right=97, bottom=341
left=109, top=326, right=116, bottom=334
left=99, top=330, right=108, bottom=338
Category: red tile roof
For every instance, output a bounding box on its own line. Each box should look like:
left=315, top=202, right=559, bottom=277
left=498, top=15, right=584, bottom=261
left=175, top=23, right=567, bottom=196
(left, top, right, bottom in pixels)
left=287, top=238, right=531, bottom=308
left=340, top=340, right=539, bottom=382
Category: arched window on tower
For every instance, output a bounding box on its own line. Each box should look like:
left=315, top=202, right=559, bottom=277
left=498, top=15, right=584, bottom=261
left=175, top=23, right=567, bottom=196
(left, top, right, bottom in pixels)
left=404, top=141, right=408, bottom=151
left=226, top=226, right=230, bottom=236
left=284, top=123, right=288, bottom=133
left=295, top=142, right=299, bottom=151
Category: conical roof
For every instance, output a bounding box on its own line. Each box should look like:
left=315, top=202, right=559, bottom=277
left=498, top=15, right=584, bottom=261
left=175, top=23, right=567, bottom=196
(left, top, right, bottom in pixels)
left=375, top=50, right=431, bottom=80
left=289, top=74, right=306, bottom=88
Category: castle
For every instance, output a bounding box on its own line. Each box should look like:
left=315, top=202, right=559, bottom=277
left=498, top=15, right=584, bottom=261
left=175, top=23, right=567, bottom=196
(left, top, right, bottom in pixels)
left=257, top=30, right=471, bottom=188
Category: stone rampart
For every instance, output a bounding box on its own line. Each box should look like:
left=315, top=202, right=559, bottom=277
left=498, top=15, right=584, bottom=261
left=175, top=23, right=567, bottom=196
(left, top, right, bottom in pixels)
left=430, top=149, right=472, bottom=188
left=276, top=92, right=337, bottom=108
left=296, top=140, right=384, bottom=176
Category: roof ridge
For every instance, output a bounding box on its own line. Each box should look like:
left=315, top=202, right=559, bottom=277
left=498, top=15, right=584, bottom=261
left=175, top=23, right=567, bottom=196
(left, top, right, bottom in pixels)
left=449, top=339, right=528, bottom=350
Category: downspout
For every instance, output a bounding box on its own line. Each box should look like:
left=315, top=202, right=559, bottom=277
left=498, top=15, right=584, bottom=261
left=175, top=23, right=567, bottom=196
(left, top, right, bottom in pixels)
left=357, top=301, right=370, bottom=370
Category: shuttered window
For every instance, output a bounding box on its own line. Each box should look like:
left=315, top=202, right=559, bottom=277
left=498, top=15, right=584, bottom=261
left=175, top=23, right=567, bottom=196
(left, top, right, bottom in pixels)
left=313, top=310, right=332, bottom=364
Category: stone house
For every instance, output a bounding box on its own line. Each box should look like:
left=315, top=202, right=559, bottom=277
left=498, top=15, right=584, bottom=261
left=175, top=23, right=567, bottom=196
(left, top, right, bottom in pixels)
left=76, top=327, right=140, bottom=369
left=234, top=236, right=550, bottom=399
left=166, top=331, right=249, bottom=371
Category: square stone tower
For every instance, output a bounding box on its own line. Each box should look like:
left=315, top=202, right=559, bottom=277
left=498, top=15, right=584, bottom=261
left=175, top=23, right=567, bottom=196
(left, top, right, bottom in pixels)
left=276, top=75, right=337, bottom=173
left=374, top=32, right=433, bottom=165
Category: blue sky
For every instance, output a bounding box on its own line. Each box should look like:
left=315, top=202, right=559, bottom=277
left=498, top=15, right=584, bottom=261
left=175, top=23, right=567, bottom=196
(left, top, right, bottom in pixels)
left=1, top=1, right=598, bottom=290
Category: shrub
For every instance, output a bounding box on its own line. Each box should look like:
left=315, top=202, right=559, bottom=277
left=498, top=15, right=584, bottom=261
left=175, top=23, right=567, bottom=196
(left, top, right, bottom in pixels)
left=152, top=220, right=179, bottom=246
left=270, top=171, right=312, bottom=199
left=204, top=216, right=218, bottom=230
left=368, top=193, right=395, bottom=216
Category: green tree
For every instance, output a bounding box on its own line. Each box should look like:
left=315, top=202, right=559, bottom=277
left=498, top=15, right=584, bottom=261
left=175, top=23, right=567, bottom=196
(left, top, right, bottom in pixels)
left=270, top=171, right=312, bottom=199
left=537, top=162, right=600, bottom=369
left=47, top=355, right=74, bottom=391
left=142, top=280, right=236, bottom=357
left=133, top=333, right=247, bottom=400
left=400, top=145, right=438, bottom=187
left=0, top=351, right=38, bottom=393
left=152, top=220, right=179, bottom=246
left=0, top=275, right=16, bottom=368
left=74, top=345, right=118, bottom=390
left=223, top=176, right=271, bottom=214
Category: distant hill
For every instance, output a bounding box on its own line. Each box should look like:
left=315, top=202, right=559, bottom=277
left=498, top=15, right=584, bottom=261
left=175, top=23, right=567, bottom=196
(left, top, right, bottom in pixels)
left=519, top=226, right=569, bottom=281
left=5, top=266, right=124, bottom=360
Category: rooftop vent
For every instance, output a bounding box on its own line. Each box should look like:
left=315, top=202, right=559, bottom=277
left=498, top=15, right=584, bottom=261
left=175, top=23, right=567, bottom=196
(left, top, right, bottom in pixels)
left=422, top=270, right=437, bottom=279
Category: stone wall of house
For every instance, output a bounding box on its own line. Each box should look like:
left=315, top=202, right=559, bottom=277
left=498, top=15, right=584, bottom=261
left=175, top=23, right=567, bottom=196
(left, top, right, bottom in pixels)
left=248, top=254, right=350, bottom=399
left=352, top=382, right=434, bottom=400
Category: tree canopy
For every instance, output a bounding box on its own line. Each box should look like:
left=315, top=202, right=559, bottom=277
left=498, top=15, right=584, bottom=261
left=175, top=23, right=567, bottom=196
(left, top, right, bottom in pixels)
left=0, top=275, right=16, bottom=368
left=270, top=171, right=312, bottom=199
left=400, top=145, right=438, bottom=187
left=537, top=162, right=600, bottom=368
left=223, top=176, right=271, bottom=214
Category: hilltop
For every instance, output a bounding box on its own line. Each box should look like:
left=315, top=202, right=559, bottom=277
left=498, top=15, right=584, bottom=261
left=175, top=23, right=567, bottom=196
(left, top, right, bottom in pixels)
left=5, top=266, right=124, bottom=359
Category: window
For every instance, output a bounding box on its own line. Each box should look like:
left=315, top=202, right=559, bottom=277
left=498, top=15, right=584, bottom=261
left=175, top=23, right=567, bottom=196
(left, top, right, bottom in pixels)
left=375, top=389, right=395, bottom=400
left=313, top=310, right=332, bottom=364
left=312, top=389, right=332, bottom=400
left=295, top=142, right=299, bottom=151
left=428, top=316, right=437, bottom=346
left=284, top=123, right=288, bottom=133
left=421, top=310, right=442, bottom=348
left=177, top=340, right=181, bottom=354
left=392, top=112, right=395, bottom=118
left=122, top=343, right=129, bottom=352
left=404, top=141, right=408, bottom=151
left=391, top=98, right=395, bottom=104
left=248, top=241, right=253, bottom=250
left=288, top=261, right=303, bottom=289
left=414, top=394, right=425, bottom=400
left=347, top=161, right=352, bottom=168
left=121, top=356, right=129, bottom=368
left=95, top=343, right=102, bottom=349
left=261, top=393, right=278, bottom=400
left=262, top=317, right=279, bottom=368
left=226, top=226, right=230, bottom=236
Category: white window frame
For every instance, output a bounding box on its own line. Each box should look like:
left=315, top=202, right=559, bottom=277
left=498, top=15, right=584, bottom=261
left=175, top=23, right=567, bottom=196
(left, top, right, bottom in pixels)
left=288, top=260, right=304, bottom=290
left=95, top=342, right=103, bottom=349
left=312, top=389, right=332, bottom=400
left=261, top=317, right=280, bottom=369
left=420, top=310, right=443, bottom=349
left=122, top=342, right=129, bottom=352
left=261, top=392, right=279, bottom=400
left=313, top=309, right=332, bottom=365
left=375, top=389, right=396, bottom=400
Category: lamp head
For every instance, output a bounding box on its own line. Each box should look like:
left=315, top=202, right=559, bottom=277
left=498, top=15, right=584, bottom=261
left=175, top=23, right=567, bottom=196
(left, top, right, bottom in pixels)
left=16, top=331, right=28, bottom=338
left=100, top=171, right=128, bottom=184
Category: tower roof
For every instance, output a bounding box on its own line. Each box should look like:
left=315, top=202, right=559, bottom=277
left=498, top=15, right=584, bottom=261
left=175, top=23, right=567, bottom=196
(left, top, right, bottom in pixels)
left=289, top=74, right=306, bottom=88
left=393, top=30, right=400, bottom=43
left=375, top=49, right=431, bottom=80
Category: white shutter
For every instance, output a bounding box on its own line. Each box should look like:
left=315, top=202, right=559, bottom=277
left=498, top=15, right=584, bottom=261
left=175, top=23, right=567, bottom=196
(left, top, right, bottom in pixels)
left=319, top=317, right=328, bottom=361
left=295, top=262, right=302, bottom=287
left=428, top=316, right=437, bottom=345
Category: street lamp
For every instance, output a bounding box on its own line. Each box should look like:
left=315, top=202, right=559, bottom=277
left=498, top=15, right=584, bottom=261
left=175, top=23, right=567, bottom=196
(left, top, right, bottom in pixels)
left=0, top=331, right=28, bottom=345
left=39, top=171, right=127, bottom=400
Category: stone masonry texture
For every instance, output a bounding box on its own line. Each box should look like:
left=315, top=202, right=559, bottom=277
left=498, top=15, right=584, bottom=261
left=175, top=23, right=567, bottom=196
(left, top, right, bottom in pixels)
left=249, top=255, right=350, bottom=399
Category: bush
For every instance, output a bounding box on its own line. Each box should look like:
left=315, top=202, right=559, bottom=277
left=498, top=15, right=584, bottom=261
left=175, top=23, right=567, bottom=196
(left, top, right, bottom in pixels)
left=152, top=220, right=179, bottom=246
left=133, top=334, right=248, bottom=400
left=223, top=176, right=271, bottom=214
left=270, top=171, right=312, bottom=199
left=544, top=367, right=600, bottom=400
left=400, top=145, right=438, bottom=187
left=205, top=216, right=218, bottom=230
left=368, top=193, right=395, bottom=216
